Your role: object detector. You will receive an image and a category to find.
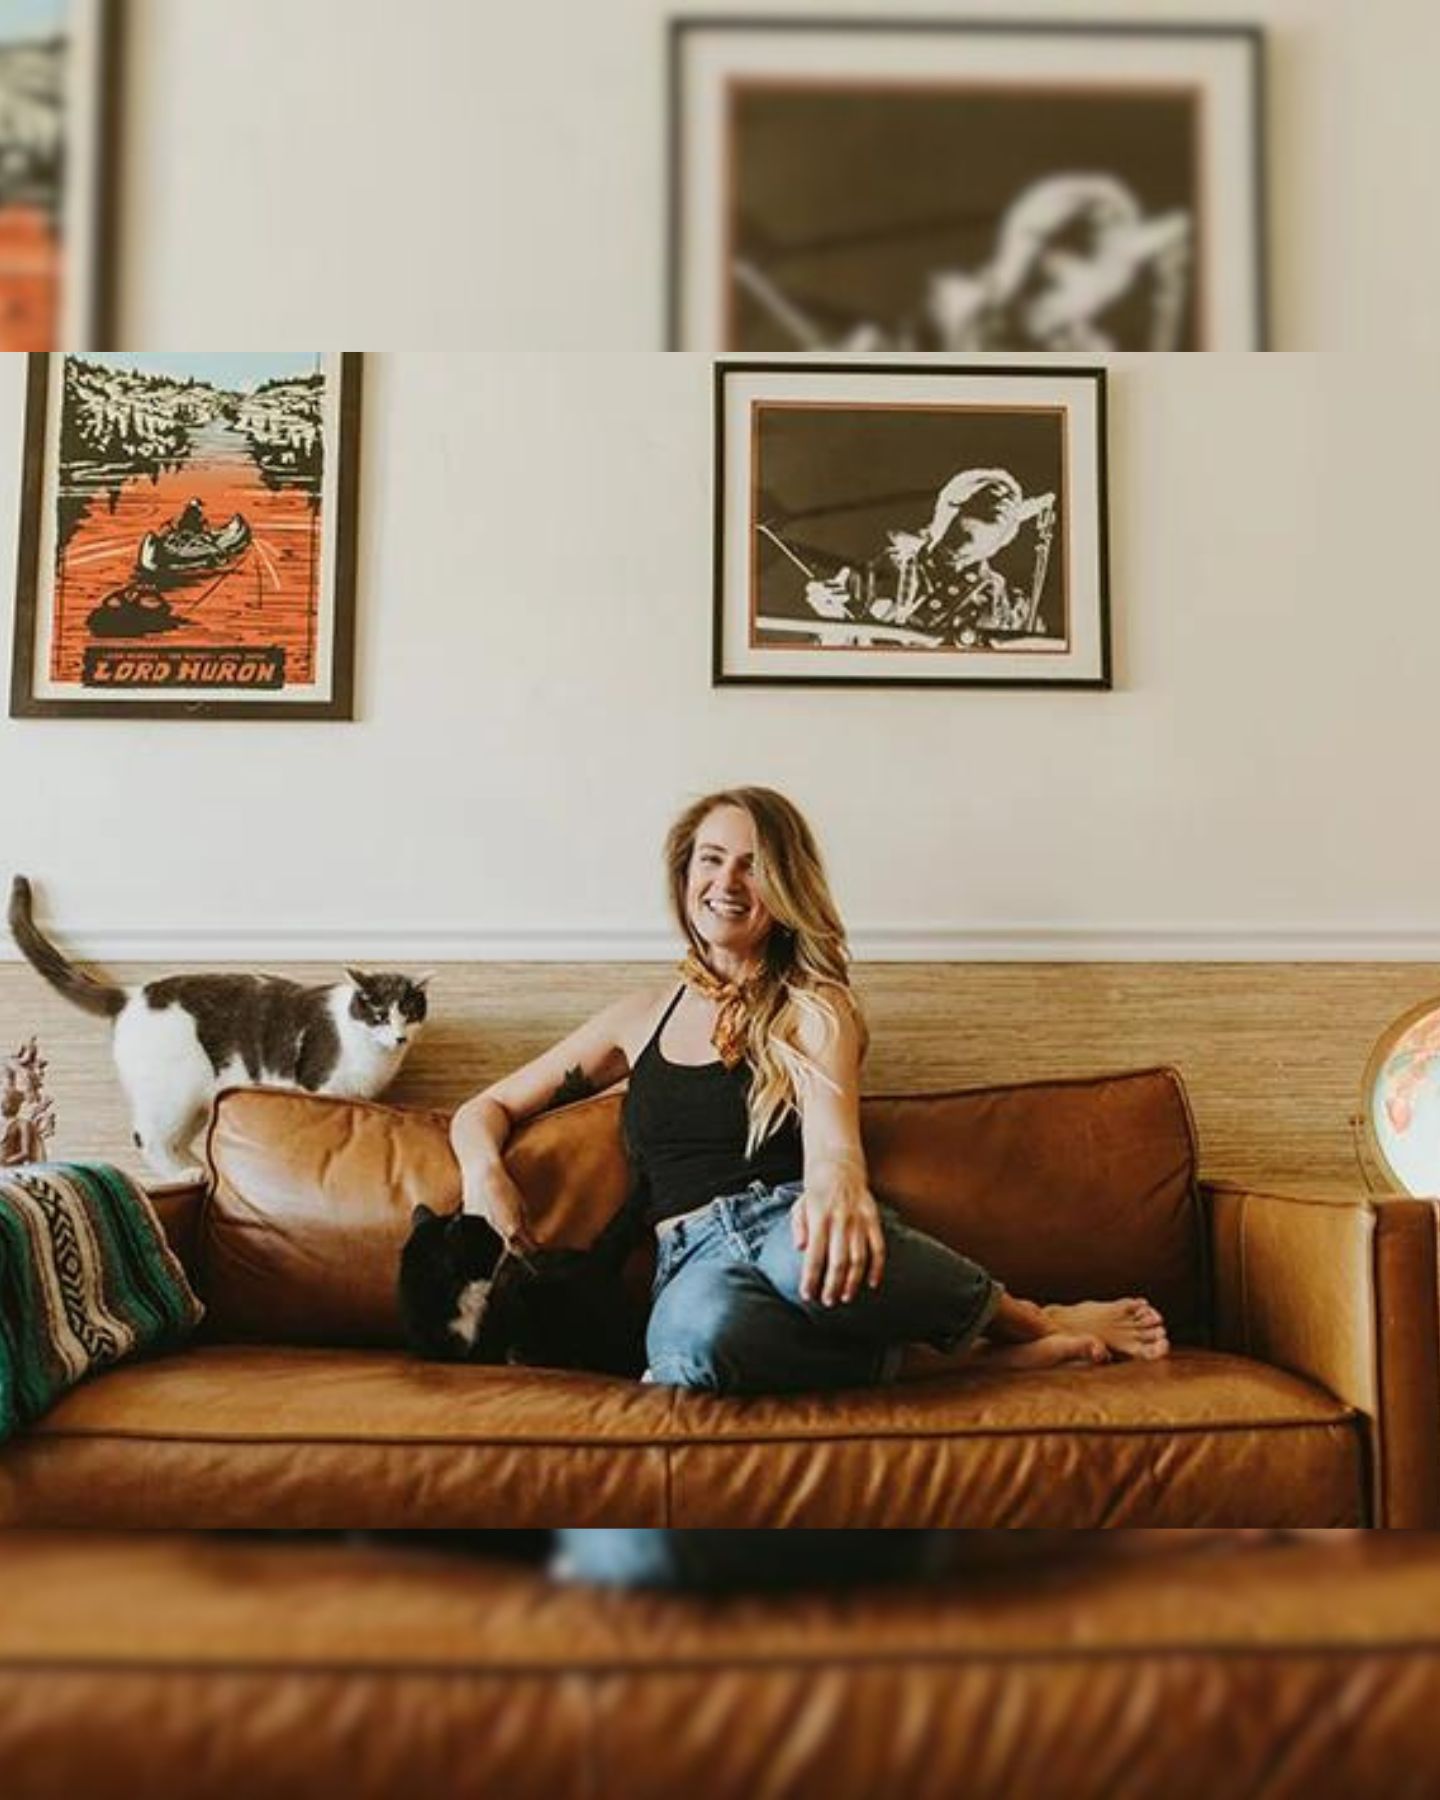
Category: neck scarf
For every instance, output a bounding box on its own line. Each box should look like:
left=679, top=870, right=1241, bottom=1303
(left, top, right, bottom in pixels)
left=678, top=950, right=754, bottom=1069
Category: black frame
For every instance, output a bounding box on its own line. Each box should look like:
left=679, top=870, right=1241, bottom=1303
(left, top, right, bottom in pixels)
left=90, top=0, right=125, bottom=350
left=667, top=15, right=1269, bottom=352
left=712, top=358, right=1112, bottom=690
left=9, top=351, right=364, bottom=720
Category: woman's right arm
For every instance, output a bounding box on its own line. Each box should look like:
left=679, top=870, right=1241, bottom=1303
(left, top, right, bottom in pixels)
left=449, top=989, right=658, bottom=1250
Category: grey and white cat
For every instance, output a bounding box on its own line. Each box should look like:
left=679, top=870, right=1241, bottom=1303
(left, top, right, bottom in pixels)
left=9, top=876, right=430, bottom=1182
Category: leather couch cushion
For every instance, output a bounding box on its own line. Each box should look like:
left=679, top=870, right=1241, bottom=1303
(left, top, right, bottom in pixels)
left=200, top=1066, right=1201, bottom=1347
left=862, top=1069, right=1203, bottom=1338
left=0, top=1345, right=1361, bottom=1528
left=201, top=1088, right=632, bottom=1344
left=0, top=1534, right=1430, bottom=1800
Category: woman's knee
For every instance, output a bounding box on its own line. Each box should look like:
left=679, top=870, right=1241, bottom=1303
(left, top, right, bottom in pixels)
left=757, top=1209, right=904, bottom=1309
left=756, top=1228, right=808, bottom=1306
left=645, top=1268, right=770, bottom=1393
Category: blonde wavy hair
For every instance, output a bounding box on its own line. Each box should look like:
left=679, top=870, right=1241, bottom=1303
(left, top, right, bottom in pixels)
left=664, top=786, right=866, bottom=1154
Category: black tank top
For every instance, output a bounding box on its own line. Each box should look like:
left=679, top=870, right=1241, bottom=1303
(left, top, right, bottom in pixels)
left=622, top=988, right=805, bottom=1227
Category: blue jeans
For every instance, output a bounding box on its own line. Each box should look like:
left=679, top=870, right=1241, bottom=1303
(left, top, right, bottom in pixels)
left=645, top=1180, right=1002, bottom=1395
left=554, top=1529, right=953, bottom=1589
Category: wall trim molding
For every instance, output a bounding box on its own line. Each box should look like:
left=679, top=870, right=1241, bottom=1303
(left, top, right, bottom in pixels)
left=5, top=924, right=1440, bottom=965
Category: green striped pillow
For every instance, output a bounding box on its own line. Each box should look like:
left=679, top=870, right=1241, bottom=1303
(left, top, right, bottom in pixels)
left=0, top=1162, right=204, bottom=1438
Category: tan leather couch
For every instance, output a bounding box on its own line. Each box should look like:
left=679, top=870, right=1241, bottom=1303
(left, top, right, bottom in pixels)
left=5, top=1530, right=1440, bottom=1799
left=2, top=1067, right=1435, bottom=1528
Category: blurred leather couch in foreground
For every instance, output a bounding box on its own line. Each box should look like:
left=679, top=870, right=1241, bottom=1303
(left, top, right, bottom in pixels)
left=1, top=1530, right=1436, bottom=1799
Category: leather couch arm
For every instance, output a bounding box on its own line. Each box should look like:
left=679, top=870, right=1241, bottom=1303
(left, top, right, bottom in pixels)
left=1206, top=1182, right=1440, bottom=1528
left=145, top=1180, right=207, bottom=1286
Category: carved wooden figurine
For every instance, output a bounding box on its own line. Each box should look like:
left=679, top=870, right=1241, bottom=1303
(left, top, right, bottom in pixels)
left=1, top=1038, right=56, bottom=1167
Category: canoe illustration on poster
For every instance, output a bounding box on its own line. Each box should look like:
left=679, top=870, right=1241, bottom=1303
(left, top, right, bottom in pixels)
left=10, top=352, right=362, bottom=719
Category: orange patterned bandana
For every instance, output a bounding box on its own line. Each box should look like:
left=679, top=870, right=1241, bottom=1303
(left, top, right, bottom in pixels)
left=678, top=950, right=753, bottom=1069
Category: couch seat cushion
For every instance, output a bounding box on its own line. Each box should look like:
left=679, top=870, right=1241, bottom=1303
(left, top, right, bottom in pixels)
left=0, top=1347, right=1363, bottom=1528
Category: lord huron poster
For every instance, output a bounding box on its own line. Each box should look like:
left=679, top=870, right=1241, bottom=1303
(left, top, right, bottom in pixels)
left=10, top=352, right=361, bottom=718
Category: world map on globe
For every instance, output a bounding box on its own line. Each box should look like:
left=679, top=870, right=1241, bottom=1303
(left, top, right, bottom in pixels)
left=1368, top=1002, right=1440, bottom=1194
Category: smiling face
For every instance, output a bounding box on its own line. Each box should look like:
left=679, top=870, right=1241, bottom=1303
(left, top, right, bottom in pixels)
left=685, top=804, right=775, bottom=976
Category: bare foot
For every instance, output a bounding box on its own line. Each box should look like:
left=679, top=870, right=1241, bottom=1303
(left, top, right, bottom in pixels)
left=942, top=1529, right=1366, bottom=1573
left=1045, top=1298, right=1169, bottom=1361
left=1104, top=1529, right=1365, bottom=1556
left=977, top=1332, right=1110, bottom=1371
left=1230, top=1529, right=1365, bottom=1543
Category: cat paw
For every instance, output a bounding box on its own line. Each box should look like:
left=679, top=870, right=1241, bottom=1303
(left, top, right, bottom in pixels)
left=145, top=1160, right=207, bottom=1187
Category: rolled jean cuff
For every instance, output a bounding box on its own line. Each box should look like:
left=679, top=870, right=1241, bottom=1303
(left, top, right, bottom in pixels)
left=930, top=1274, right=1005, bottom=1357
left=875, top=1274, right=1005, bottom=1382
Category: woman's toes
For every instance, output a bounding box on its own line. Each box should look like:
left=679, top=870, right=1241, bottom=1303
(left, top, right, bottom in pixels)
left=1041, top=1333, right=1109, bottom=1366
left=979, top=1332, right=1111, bottom=1371
left=1044, top=1300, right=1169, bottom=1359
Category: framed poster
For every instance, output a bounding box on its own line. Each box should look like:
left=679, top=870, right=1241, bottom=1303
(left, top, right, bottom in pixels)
left=10, top=352, right=362, bottom=718
left=0, top=0, right=118, bottom=349
left=670, top=17, right=1266, bottom=352
left=713, top=360, right=1110, bottom=689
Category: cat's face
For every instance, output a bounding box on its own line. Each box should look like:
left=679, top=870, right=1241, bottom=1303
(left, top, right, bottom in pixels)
left=407, top=1203, right=504, bottom=1286
left=344, top=969, right=430, bottom=1052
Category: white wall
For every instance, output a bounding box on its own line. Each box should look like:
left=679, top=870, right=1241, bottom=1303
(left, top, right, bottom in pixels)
left=113, top=0, right=1440, bottom=352
left=1, top=349, right=1436, bottom=962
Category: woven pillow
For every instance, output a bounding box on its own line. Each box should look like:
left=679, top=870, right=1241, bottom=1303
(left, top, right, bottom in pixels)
left=0, top=1161, right=205, bottom=1438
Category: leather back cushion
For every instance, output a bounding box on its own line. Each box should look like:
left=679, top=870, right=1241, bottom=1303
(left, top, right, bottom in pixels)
left=200, top=1067, right=1203, bottom=1346
left=861, top=1070, right=1204, bottom=1340
left=201, top=1088, right=630, bottom=1345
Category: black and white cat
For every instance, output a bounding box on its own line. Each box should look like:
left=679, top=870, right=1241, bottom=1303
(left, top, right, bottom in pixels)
left=398, top=1203, right=645, bottom=1377
left=9, top=875, right=430, bottom=1182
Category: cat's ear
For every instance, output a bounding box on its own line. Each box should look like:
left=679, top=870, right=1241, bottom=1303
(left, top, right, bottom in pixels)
left=411, top=1203, right=438, bottom=1227
left=413, top=971, right=436, bottom=990
left=345, top=967, right=369, bottom=990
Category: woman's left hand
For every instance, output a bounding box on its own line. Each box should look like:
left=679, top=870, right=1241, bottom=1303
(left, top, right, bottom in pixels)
left=791, top=1169, right=887, bottom=1306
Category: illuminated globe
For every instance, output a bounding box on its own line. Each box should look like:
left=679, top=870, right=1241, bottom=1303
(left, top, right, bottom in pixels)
left=1363, top=999, right=1440, bottom=1194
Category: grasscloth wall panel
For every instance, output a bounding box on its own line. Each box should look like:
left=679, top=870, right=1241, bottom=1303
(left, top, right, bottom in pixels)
left=3, top=963, right=1436, bottom=1193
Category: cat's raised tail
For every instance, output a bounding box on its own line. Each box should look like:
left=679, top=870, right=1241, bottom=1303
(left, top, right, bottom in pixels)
left=8, top=877, right=126, bottom=1020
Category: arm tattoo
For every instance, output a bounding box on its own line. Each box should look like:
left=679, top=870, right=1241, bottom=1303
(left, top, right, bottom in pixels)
left=546, top=1064, right=598, bottom=1111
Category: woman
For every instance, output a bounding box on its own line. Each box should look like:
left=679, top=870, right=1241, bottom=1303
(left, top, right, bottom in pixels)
left=450, top=786, right=1168, bottom=1394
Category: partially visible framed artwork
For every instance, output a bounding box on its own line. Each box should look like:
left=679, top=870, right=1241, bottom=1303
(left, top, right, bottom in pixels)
left=713, top=360, right=1110, bottom=689
left=0, top=0, right=118, bottom=348
left=670, top=17, right=1266, bottom=352
left=10, top=352, right=362, bottom=719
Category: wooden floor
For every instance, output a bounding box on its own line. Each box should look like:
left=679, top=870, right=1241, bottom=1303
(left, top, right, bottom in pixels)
left=4, top=961, right=1436, bottom=1193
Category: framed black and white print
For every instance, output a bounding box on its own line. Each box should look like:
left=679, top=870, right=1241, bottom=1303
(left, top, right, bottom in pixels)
left=670, top=18, right=1266, bottom=352
left=713, top=361, right=1110, bottom=689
